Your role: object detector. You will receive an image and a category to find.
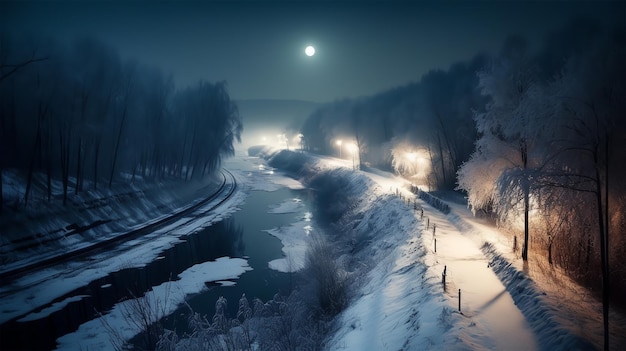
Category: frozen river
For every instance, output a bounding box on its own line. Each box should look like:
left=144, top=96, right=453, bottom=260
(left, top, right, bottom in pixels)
left=0, top=155, right=316, bottom=350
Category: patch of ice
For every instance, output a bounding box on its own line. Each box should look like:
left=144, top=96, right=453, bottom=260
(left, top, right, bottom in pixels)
left=217, top=280, right=236, bottom=287
left=19, top=295, right=90, bottom=322
left=55, top=257, right=252, bottom=351
left=268, top=198, right=304, bottom=214
left=264, top=220, right=312, bottom=273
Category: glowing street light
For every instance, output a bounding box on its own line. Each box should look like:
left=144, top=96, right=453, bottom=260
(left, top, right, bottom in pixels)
left=406, top=152, right=416, bottom=162
left=405, top=151, right=420, bottom=177
left=335, top=139, right=343, bottom=158
left=346, top=142, right=358, bottom=170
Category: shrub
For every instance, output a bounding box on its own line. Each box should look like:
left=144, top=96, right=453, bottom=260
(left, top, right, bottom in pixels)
left=305, top=236, right=348, bottom=317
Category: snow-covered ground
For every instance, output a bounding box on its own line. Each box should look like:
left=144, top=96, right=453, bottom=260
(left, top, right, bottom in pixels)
left=56, top=257, right=253, bottom=350
left=266, top=151, right=537, bottom=350
left=1, top=151, right=315, bottom=350
left=3, top=148, right=623, bottom=350
left=260, top=148, right=624, bottom=350
left=0, top=188, right=246, bottom=325
left=0, top=169, right=224, bottom=272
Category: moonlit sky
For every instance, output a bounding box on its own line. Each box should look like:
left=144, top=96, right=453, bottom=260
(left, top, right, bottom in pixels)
left=2, top=1, right=623, bottom=103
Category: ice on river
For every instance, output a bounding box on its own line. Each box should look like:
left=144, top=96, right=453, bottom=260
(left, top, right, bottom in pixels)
left=55, top=257, right=252, bottom=351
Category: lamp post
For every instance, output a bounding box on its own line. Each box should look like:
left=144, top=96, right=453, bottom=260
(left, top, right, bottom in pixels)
left=336, top=139, right=343, bottom=158
left=347, top=142, right=357, bottom=170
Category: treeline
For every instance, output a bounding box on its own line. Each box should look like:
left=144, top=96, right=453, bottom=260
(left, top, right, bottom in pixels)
left=458, top=19, right=625, bottom=348
left=0, top=34, right=242, bottom=210
left=301, top=53, right=486, bottom=189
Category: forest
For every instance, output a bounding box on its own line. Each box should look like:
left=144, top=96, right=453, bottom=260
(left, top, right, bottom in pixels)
left=0, top=34, right=242, bottom=211
left=300, top=18, right=626, bottom=317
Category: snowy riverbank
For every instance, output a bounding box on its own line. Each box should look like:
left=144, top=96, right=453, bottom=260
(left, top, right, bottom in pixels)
left=261, top=147, right=623, bottom=350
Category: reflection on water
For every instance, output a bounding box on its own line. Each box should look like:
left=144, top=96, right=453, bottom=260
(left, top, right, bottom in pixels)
left=159, top=187, right=313, bottom=340
left=1, top=185, right=315, bottom=351
left=0, top=219, right=245, bottom=351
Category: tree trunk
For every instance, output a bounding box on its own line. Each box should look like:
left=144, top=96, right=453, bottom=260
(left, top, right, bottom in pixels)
left=522, top=185, right=529, bottom=261
left=436, top=112, right=458, bottom=182
left=59, top=129, right=68, bottom=205
left=45, top=130, right=52, bottom=202
left=548, top=241, right=553, bottom=265
left=600, top=137, right=610, bottom=350
left=436, top=133, right=447, bottom=188
left=0, top=166, right=3, bottom=214
left=109, top=103, right=128, bottom=187
left=24, top=118, right=42, bottom=206
left=93, top=138, right=101, bottom=189
left=521, top=139, right=529, bottom=261
left=75, top=137, right=82, bottom=195
left=595, top=169, right=608, bottom=350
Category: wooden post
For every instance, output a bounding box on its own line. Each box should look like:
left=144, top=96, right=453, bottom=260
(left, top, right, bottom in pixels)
left=435, top=238, right=437, bottom=253
left=427, top=217, right=430, bottom=229
left=433, top=224, right=436, bottom=236
left=442, top=265, right=447, bottom=290
left=458, top=289, right=462, bottom=312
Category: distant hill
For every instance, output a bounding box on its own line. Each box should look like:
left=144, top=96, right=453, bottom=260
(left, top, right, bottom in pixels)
left=235, top=99, right=321, bottom=131
left=234, top=99, right=322, bottom=150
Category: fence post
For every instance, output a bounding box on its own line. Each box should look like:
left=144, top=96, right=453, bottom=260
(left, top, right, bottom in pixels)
left=442, top=265, right=446, bottom=291
left=427, top=217, right=430, bottom=229
left=434, top=238, right=437, bottom=253
left=458, top=289, right=462, bottom=312
left=433, top=224, right=436, bottom=236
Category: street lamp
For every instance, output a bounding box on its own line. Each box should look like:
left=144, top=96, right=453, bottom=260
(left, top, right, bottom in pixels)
left=336, top=139, right=343, bottom=158
left=346, top=142, right=358, bottom=170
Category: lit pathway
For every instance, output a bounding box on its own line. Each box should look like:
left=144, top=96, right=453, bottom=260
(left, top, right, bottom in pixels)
left=418, top=203, right=538, bottom=351
left=364, top=169, right=538, bottom=351
left=303, top=153, right=538, bottom=349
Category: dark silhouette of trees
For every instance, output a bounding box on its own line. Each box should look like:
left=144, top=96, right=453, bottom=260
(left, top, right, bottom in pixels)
left=0, top=33, right=241, bottom=211
left=300, top=54, right=485, bottom=187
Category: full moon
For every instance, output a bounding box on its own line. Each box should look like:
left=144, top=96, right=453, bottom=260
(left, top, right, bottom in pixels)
left=305, top=45, right=315, bottom=56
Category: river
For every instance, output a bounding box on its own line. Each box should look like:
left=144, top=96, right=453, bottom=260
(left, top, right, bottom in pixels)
left=0, top=156, right=315, bottom=350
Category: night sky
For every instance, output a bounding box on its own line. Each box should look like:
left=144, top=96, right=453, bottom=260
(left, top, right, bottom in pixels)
left=2, top=1, right=623, bottom=102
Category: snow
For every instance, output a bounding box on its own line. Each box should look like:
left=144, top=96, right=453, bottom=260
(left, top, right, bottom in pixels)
left=258, top=148, right=623, bottom=350
left=0, top=169, right=228, bottom=276
left=0, top=176, right=244, bottom=325
left=4, top=147, right=623, bottom=350
left=264, top=218, right=312, bottom=273
left=2, top=150, right=321, bottom=350
left=267, top=197, right=305, bottom=214
left=55, top=257, right=252, bottom=351
left=18, top=295, right=90, bottom=322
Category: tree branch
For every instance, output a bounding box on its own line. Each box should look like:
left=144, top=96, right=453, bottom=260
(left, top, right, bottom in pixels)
left=0, top=56, right=49, bottom=83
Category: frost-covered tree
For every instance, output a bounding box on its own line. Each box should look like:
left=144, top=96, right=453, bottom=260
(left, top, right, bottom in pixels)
left=458, top=36, right=553, bottom=261
left=460, top=22, right=625, bottom=350
left=544, top=26, right=626, bottom=349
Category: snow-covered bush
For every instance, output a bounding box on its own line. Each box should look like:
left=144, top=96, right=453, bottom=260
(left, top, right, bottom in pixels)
left=304, top=235, right=349, bottom=317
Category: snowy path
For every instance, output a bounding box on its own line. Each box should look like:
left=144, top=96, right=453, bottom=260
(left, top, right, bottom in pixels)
left=308, top=153, right=539, bottom=350
left=419, top=202, right=537, bottom=350
left=257, top=150, right=621, bottom=349
left=446, top=200, right=626, bottom=350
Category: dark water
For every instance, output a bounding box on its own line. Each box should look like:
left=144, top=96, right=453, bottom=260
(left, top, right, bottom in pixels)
left=0, top=187, right=312, bottom=350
